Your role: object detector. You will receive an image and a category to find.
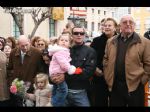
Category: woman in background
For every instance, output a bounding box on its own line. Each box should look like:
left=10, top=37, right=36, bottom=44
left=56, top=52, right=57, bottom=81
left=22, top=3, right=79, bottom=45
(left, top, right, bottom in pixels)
left=6, top=36, right=16, bottom=49
left=0, top=50, right=10, bottom=106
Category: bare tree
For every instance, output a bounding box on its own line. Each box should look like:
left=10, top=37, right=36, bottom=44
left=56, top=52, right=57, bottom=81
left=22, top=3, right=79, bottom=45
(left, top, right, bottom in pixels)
left=30, top=7, right=52, bottom=39
left=3, top=7, right=24, bottom=35
left=2, top=7, right=52, bottom=39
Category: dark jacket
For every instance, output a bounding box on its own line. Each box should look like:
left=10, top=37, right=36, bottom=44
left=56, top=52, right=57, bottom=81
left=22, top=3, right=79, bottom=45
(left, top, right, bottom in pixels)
left=7, top=46, right=44, bottom=85
left=65, top=44, right=97, bottom=90
left=144, top=30, right=150, bottom=40
left=90, top=33, right=108, bottom=70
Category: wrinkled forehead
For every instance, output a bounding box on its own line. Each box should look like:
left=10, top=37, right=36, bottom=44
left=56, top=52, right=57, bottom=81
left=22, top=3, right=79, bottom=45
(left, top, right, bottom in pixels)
left=120, top=15, right=135, bottom=23
left=18, top=38, right=30, bottom=45
left=19, top=40, right=30, bottom=46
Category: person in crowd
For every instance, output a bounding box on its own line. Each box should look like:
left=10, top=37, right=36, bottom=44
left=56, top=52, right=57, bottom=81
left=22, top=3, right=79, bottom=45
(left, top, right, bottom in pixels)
left=90, top=18, right=118, bottom=106
left=41, top=49, right=52, bottom=74
left=25, top=73, right=52, bottom=107
left=144, top=28, right=150, bottom=40
left=37, top=38, right=48, bottom=52
left=0, top=36, right=6, bottom=51
left=6, top=36, right=16, bottom=49
left=3, top=44, right=12, bottom=58
left=7, top=35, right=45, bottom=106
left=49, top=36, right=58, bottom=45
left=63, top=21, right=75, bottom=35
left=48, top=34, right=82, bottom=106
left=103, top=15, right=150, bottom=106
left=31, top=36, right=41, bottom=48
left=0, top=50, right=10, bottom=107
left=98, top=18, right=106, bottom=36
left=50, top=26, right=97, bottom=107
left=3, top=44, right=12, bottom=67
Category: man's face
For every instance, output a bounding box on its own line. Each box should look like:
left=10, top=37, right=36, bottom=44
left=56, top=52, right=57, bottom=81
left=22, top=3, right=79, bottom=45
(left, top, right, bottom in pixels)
left=72, top=27, right=85, bottom=45
left=120, top=15, right=135, bottom=36
left=19, top=40, right=30, bottom=53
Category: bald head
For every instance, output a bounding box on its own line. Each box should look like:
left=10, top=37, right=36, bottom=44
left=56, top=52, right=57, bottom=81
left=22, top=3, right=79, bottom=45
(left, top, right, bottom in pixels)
left=18, top=35, right=30, bottom=44
left=18, top=35, right=30, bottom=53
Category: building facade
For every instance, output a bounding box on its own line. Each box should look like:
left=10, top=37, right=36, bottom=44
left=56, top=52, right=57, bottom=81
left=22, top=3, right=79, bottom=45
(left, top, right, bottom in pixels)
left=131, top=7, right=150, bottom=36
left=0, top=7, right=118, bottom=39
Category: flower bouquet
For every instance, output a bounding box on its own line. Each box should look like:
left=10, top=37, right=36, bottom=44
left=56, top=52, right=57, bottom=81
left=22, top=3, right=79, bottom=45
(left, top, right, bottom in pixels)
left=10, top=78, right=31, bottom=98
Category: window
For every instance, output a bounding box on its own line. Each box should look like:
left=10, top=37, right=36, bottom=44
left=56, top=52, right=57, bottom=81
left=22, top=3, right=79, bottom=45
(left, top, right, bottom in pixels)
left=128, top=7, right=131, bottom=14
left=98, top=10, right=100, bottom=14
left=84, top=21, right=87, bottom=29
left=112, top=12, right=115, bottom=18
left=13, top=20, right=20, bottom=39
left=98, top=23, right=100, bottom=30
left=49, top=18, right=55, bottom=37
left=91, top=22, right=94, bottom=31
left=104, top=11, right=106, bottom=15
left=85, top=7, right=87, bottom=11
left=71, top=7, right=79, bottom=10
left=92, top=9, right=94, bottom=13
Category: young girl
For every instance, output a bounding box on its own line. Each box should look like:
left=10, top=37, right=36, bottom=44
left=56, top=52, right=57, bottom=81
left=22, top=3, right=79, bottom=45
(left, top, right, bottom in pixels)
left=25, top=73, right=53, bottom=107
left=48, top=34, right=82, bottom=106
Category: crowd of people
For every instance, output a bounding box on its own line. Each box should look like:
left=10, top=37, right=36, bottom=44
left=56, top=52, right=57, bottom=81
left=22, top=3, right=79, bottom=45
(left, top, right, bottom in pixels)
left=0, top=14, right=150, bottom=107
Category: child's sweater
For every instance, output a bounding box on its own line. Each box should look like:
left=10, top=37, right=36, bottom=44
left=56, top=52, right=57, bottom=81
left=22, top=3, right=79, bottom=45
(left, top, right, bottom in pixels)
left=48, top=44, right=76, bottom=76
left=28, top=84, right=53, bottom=107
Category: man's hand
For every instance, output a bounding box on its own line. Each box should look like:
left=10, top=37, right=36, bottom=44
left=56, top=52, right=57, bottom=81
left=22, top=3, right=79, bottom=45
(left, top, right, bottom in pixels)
left=95, top=67, right=103, bottom=77
left=50, top=73, right=65, bottom=84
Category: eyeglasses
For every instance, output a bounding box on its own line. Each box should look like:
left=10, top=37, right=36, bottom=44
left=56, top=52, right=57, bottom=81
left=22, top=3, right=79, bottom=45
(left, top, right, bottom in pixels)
left=73, top=32, right=85, bottom=36
left=122, top=20, right=135, bottom=25
left=38, top=44, right=44, bottom=46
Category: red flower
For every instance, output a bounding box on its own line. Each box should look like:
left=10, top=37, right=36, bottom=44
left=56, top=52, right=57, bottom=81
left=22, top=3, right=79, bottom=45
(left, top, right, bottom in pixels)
left=10, top=85, right=17, bottom=94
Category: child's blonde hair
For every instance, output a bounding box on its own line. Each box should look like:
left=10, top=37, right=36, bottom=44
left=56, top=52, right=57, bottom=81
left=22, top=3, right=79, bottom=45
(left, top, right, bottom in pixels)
left=34, top=73, right=49, bottom=89
left=57, top=33, right=73, bottom=47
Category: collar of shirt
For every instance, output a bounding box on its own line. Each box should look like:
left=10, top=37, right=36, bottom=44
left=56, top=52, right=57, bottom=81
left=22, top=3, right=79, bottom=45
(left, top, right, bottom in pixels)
left=21, top=50, right=26, bottom=56
left=121, top=33, right=133, bottom=39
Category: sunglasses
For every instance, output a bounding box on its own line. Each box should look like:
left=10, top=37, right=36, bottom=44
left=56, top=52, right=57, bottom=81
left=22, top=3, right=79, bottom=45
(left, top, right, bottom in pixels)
left=73, top=32, right=85, bottom=36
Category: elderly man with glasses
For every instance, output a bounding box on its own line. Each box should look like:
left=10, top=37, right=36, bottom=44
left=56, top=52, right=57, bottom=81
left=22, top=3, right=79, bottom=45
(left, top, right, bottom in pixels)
left=103, top=15, right=150, bottom=106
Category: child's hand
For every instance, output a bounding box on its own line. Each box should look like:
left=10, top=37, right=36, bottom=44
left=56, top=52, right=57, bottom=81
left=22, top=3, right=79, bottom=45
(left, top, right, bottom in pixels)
left=47, top=92, right=51, bottom=98
left=25, top=93, right=29, bottom=99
